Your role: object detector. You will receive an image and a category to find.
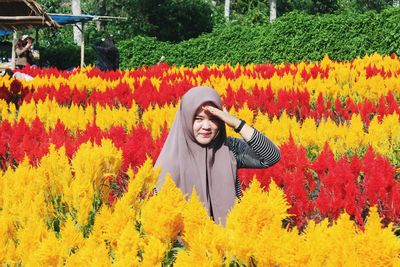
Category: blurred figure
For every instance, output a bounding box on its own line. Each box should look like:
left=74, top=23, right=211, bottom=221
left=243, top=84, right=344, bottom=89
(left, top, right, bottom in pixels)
left=92, top=35, right=119, bottom=71
left=12, top=71, right=34, bottom=81
left=0, top=68, right=33, bottom=81
left=0, top=68, right=14, bottom=78
left=15, top=35, right=34, bottom=69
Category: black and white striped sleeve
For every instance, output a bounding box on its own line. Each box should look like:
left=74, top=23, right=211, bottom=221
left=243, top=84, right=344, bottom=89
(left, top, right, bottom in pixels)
left=235, top=176, right=242, bottom=198
left=227, top=129, right=280, bottom=169
left=247, top=129, right=280, bottom=167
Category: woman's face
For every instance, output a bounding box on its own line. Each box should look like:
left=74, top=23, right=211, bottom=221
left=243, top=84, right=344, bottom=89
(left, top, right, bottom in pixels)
left=192, top=102, right=220, bottom=145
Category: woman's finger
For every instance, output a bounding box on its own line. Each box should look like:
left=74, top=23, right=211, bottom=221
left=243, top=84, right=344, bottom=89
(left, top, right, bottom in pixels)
left=204, top=106, right=225, bottom=120
left=204, top=105, right=218, bottom=114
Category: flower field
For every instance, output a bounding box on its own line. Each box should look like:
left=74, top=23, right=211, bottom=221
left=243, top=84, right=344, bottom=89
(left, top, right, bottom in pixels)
left=0, top=53, right=399, bottom=266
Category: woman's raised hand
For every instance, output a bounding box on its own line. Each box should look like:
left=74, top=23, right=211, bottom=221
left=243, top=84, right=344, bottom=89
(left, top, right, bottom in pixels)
left=203, top=105, right=241, bottom=129
left=25, top=41, right=32, bottom=49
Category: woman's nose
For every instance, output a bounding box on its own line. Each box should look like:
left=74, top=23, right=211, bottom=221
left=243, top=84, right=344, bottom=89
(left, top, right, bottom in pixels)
left=202, top=119, right=211, bottom=129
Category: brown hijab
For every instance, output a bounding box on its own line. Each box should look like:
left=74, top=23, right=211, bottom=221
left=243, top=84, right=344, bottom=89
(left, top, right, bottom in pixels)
left=155, top=86, right=237, bottom=224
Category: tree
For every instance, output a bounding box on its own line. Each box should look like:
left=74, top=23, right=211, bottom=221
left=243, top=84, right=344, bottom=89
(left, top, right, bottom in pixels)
left=137, top=0, right=213, bottom=42
left=225, top=0, right=231, bottom=21
left=97, top=0, right=107, bottom=31
left=71, top=0, right=82, bottom=45
left=354, top=0, right=393, bottom=12
left=269, top=0, right=276, bottom=21
left=309, top=0, right=339, bottom=14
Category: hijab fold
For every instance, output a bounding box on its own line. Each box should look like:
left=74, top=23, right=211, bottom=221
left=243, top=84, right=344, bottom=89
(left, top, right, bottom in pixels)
left=155, top=86, right=237, bottom=224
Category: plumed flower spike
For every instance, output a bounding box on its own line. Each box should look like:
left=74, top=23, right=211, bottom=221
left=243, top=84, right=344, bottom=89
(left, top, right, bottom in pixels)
left=112, top=157, right=158, bottom=216
left=113, top=223, right=141, bottom=266
left=140, top=174, right=185, bottom=243
left=267, top=179, right=292, bottom=222
left=357, top=206, right=400, bottom=265
left=184, top=188, right=211, bottom=223
left=226, top=179, right=291, bottom=264
left=227, top=179, right=291, bottom=230
left=60, top=217, right=84, bottom=252
left=181, top=188, right=213, bottom=245
left=175, top=188, right=228, bottom=266
left=141, top=236, right=169, bottom=267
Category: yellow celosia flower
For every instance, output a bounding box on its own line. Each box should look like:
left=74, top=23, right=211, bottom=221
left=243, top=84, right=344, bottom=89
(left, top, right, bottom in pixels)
left=60, top=217, right=85, bottom=252
left=0, top=99, right=9, bottom=121
left=302, top=215, right=359, bottom=266
left=95, top=102, right=139, bottom=131
left=89, top=160, right=157, bottom=249
left=180, top=189, right=213, bottom=245
left=89, top=204, right=113, bottom=244
left=113, top=223, right=141, bottom=267
left=367, top=114, right=400, bottom=157
left=33, top=98, right=94, bottom=132
left=37, top=145, right=73, bottom=198
left=1, top=157, right=48, bottom=225
left=140, top=175, right=185, bottom=243
left=15, top=214, right=51, bottom=264
left=346, top=114, right=366, bottom=151
left=150, top=77, right=161, bottom=91
left=116, top=158, right=159, bottom=211
left=356, top=207, right=400, bottom=266
left=24, top=231, right=66, bottom=267
left=64, top=236, right=112, bottom=267
left=175, top=189, right=228, bottom=267
left=226, top=179, right=290, bottom=264
left=141, top=236, right=168, bottom=267
left=0, top=214, right=17, bottom=264
left=16, top=99, right=37, bottom=125
left=297, top=117, right=318, bottom=147
left=141, top=103, right=178, bottom=139
left=253, top=225, right=306, bottom=267
left=66, top=139, right=122, bottom=226
left=102, top=200, right=135, bottom=247
left=1, top=102, right=17, bottom=123
left=175, top=248, right=225, bottom=267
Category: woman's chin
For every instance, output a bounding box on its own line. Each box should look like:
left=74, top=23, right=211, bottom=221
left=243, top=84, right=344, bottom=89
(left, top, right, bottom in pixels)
left=195, top=137, right=212, bottom=145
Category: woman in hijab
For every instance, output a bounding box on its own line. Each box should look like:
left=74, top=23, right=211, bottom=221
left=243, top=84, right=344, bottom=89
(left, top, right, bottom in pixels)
left=155, top=86, right=280, bottom=224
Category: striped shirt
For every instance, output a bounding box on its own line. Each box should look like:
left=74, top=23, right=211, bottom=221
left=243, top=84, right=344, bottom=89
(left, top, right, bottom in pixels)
left=226, top=129, right=281, bottom=198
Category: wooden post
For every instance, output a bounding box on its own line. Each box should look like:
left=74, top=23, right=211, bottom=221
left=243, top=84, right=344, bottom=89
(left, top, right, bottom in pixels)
left=11, top=31, right=17, bottom=69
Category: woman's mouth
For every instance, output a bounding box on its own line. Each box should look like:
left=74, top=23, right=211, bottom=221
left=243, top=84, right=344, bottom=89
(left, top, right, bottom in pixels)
left=199, top=133, right=211, bottom=138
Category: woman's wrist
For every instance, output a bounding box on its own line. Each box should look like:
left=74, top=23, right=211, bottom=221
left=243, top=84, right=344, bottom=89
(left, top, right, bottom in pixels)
left=234, top=119, right=246, bottom=133
left=232, top=118, right=241, bottom=129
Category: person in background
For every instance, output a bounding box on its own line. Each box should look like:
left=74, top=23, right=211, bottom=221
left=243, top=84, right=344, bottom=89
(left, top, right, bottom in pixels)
left=0, top=68, right=33, bottom=81
left=0, top=68, right=14, bottom=78
left=92, top=34, right=119, bottom=71
left=155, top=86, right=281, bottom=225
left=15, top=35, right=34, bottom=69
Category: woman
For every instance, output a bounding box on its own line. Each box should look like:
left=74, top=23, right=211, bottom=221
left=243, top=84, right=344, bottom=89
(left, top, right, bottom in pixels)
left=155, top=86, right=280, bottom=224
left=15, top=35, right=33, bottom=69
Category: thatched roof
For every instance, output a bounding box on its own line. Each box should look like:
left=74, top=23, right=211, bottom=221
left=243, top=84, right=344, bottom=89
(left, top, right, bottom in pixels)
left=0, top=0, right=60, bottom=30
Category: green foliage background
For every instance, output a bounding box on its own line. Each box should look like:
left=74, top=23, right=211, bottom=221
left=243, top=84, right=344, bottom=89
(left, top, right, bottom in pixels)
left=116, top=8, right=400, bottom=69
